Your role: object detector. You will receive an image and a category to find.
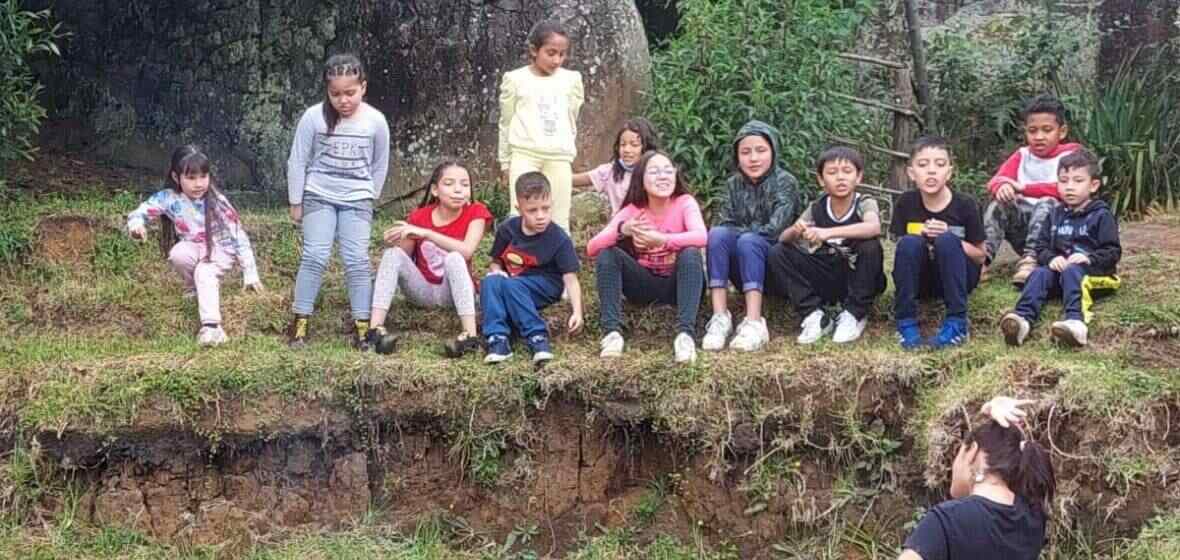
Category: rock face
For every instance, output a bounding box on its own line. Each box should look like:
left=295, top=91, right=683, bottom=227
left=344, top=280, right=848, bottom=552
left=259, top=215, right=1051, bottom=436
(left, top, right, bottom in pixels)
left=27, top=0, right=651, bottom=195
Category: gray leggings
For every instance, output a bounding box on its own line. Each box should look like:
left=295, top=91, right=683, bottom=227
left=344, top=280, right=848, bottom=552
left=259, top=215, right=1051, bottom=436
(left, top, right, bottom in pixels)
left=595, top=246, right=705, bottom=335
left=372, top=247, right=476, bottom=317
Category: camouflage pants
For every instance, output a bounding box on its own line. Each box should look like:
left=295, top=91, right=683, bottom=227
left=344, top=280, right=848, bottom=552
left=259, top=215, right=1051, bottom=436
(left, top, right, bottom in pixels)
left=983, top=197, right=1059, bottom=261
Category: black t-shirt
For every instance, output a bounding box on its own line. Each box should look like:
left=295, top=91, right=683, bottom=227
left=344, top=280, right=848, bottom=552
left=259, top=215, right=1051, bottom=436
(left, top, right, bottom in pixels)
left=890, top=190, right=985, bottom=244
left=490, top=217, right=580, bottom=281
left=903, top=495, right=1046, bottom=560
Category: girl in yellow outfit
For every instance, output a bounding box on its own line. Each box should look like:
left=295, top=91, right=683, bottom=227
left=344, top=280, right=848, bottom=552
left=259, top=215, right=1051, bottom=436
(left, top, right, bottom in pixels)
left=498, top=20, right=585, bottom=232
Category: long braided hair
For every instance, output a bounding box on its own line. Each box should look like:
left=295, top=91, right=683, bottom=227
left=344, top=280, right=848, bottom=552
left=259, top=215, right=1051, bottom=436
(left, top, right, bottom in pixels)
left=322, top=53, right=367, bottom=134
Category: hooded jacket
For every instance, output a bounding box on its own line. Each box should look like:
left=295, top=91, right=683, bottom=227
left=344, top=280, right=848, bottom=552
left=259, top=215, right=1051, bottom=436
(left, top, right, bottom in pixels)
left=1032, top=199, right=1121, bottom=276
left=712, top=120, right=802, bottom=239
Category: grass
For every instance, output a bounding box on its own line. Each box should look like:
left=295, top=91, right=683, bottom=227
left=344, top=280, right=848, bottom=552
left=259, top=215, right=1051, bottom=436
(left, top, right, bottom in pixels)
left=1, top=183, right=1179, bottom=558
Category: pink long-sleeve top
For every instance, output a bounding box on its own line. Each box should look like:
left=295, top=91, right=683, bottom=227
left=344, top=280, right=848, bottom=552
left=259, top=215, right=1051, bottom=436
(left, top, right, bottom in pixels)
left=587, top=194, right=707, bottom=276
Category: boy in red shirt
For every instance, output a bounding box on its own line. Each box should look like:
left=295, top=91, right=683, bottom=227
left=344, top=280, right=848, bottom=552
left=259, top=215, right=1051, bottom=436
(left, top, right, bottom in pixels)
left=984, top=94, right=1081, bottom=286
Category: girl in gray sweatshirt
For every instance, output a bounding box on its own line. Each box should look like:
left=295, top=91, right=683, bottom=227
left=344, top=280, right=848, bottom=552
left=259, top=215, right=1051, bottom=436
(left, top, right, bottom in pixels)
left=286, top=53, right=391, bottom=350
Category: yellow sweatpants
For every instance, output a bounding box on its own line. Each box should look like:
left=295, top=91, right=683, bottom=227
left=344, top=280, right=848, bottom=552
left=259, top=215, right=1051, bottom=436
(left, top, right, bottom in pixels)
left=508, top=154, right=573, bottom=232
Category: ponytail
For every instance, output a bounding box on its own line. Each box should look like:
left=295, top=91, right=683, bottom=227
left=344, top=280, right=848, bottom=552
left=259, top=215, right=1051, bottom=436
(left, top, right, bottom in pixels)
left=968, top=421, right=1057, bottom=517
left=1016, top=440, right=1056, bottom=516
left=322, top=54, right=366, bottom=134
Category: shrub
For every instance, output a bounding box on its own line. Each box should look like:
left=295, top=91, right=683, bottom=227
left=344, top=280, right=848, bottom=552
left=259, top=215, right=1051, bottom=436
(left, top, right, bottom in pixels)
left=645, top=0, right=885, bottom=213
left=0, top=0, right=63, bottom=190
left=1072, top=50, right=1180, bottom=217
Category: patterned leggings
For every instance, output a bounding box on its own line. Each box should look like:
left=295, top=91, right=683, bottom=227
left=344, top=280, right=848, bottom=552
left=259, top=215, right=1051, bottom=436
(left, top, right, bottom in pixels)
left=371, top=247, right=476, bottom=317
left=984, top=197, right=1059, bottom=260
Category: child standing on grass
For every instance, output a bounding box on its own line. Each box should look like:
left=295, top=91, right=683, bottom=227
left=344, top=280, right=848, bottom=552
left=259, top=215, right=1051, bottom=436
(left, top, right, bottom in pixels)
left=286, top=53, right=391, bottom=350
left=984, top=94, right=1081, bottom=286
left=587, top=151, right=706, bottom=364
left=498, top=20, right=585, bottom=233
left=127, top=144, right=263, bottom=347
left=702, top=120, right=803, bottom=352
left=1000, top=150, right=1121, bottom=348
left=482, top=172, right=583, bottom=366
left=367, top=161, right=493, bottom=357
left=892, top=136, right=987, bottom=350
left=572, top=117, right=661, bottom=216
left=769, top=146, right=886, bottom=345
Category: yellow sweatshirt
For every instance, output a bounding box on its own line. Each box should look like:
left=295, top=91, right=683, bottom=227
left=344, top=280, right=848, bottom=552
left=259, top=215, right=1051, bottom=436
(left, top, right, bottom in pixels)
left=497, top=66, right=585, bottom=167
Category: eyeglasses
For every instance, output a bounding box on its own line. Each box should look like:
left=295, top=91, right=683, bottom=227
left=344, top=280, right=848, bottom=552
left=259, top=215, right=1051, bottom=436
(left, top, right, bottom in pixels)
left=645, top=166, right=677, bottom=176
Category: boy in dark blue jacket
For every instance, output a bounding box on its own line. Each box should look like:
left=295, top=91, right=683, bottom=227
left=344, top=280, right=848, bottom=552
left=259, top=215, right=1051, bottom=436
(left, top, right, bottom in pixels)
left=1000, top=149, right=1121, bottom=347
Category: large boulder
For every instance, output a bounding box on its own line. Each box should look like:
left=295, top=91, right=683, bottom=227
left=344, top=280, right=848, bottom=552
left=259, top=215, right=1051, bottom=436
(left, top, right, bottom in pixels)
left=27, top=0, right=651, bottom=195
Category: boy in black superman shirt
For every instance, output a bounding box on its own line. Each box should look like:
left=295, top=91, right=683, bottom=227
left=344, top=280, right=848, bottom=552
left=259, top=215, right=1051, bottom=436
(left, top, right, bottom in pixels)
left=1000, top=149, right=1121, bottom=348
left=481, top=172, right=584, bottom=365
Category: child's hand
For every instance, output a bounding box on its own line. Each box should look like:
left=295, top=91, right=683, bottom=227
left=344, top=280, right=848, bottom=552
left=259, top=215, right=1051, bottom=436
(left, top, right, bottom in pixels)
left=802, top=226, right=829, bottom=244
left=923, top=219, right=949, bottom=238
left=1067, top=253, right=1091, bottom=266
left=567, top=311, right=583, bottom=334
left=632, top=227, right=667, bottom=248
left=1049, top=256, right=1068, bottom=272
left=129, top=225, right=147, bottom=241
left=980, top=396, right=1036, bottom=428
left=245, top=281, right=266, bottom=293
left=994, top=179, right=1021, bottom=204
left=289, top=205, right=303, bottom=225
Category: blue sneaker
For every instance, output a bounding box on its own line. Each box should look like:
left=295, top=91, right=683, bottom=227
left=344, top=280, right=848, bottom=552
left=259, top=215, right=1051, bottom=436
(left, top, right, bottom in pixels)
left=527, top=334, right=554, bottom=365
left=484, top=335, right=512, bottom=363
left=897, top=319, right=924, bottom=350
left=930, top=317, right=970, bottom=349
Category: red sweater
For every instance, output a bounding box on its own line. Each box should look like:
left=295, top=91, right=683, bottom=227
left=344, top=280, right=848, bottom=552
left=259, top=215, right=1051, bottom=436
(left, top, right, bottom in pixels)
left=987, top=143, right=1082, bottom=200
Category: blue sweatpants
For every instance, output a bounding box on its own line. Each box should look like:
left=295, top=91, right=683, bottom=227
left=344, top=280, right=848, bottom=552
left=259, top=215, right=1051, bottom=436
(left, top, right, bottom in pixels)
left=893, top=233, right=980, bottom=322
left=480, top=274, right=563, bottom=339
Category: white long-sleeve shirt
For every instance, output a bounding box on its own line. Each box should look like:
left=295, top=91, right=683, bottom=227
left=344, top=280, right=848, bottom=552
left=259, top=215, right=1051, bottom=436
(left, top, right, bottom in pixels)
left=497, top=66, right=584, bottom=166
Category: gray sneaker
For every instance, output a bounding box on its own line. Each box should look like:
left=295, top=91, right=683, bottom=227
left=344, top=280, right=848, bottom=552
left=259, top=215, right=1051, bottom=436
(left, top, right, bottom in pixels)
left=1000, top=313, right=1030, bottom=347
left=1051, top=319, right=1088, bottom=347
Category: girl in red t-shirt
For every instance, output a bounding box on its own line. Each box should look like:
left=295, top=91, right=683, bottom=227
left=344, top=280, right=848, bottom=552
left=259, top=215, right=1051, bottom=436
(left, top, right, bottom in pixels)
left=367, top=161, right=493, bottom=355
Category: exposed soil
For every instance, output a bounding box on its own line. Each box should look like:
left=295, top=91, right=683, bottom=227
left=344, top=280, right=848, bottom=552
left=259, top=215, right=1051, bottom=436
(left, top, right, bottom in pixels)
left=35, top=215, right=101, bottom=265
left=27, top=384, right=1179, bottom=559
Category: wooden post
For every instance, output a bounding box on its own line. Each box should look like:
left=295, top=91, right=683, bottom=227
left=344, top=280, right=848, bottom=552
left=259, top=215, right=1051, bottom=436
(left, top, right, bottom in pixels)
left=902, top=0, right=934, bottom=131
left=891, top=67, right=917, bottom=191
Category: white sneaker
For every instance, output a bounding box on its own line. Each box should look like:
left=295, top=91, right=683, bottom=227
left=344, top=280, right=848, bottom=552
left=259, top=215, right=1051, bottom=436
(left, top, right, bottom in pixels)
left=600, top=331, right=625, bottom=358
left=673, top=332, right=697, bottom=364
left=197, top=325, right=228, bottom=347
left=797, top=310, right=832, bottom=345
left=831, top=310, right=867, bottom=344
left=701, top=312, right=733, bottom=352
left=1000, top=313, right=1030, bottom=347
left=728, top=317, right=769, bottom=352
left=1051, top=319, right=1088, bottom=347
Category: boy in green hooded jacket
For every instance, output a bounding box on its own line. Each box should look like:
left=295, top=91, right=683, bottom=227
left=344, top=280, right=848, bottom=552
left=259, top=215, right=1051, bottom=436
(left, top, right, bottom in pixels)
left=702, top=120, right=803, bottom=352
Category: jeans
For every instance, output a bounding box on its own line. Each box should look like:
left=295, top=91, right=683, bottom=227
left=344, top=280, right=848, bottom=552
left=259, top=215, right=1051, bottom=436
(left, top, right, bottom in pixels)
left=768, top=240, right=886, bottom=320
left=707, top=226, right=771, bottom=292
left=1014, top=265, right=1085, bottom=322
left=893, top=233, right=980, bottom=322
left=480, top=273, right=563, bottom=339
left=292, top=195, right=374, bottom=319
left=595, top=246, right=705, bottom=335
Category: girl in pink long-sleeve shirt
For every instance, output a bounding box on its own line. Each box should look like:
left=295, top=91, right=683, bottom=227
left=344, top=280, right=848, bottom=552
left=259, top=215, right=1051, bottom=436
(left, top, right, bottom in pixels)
left=587, top=151, right=706, bottom=364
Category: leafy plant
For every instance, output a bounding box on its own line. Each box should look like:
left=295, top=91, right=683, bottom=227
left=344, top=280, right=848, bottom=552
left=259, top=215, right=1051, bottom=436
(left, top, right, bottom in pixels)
left=1071, top=50, right=1180, bottom=217
left=646, top=0, right=884, bottom=214
left=0, top=0, right=64, bottom=190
